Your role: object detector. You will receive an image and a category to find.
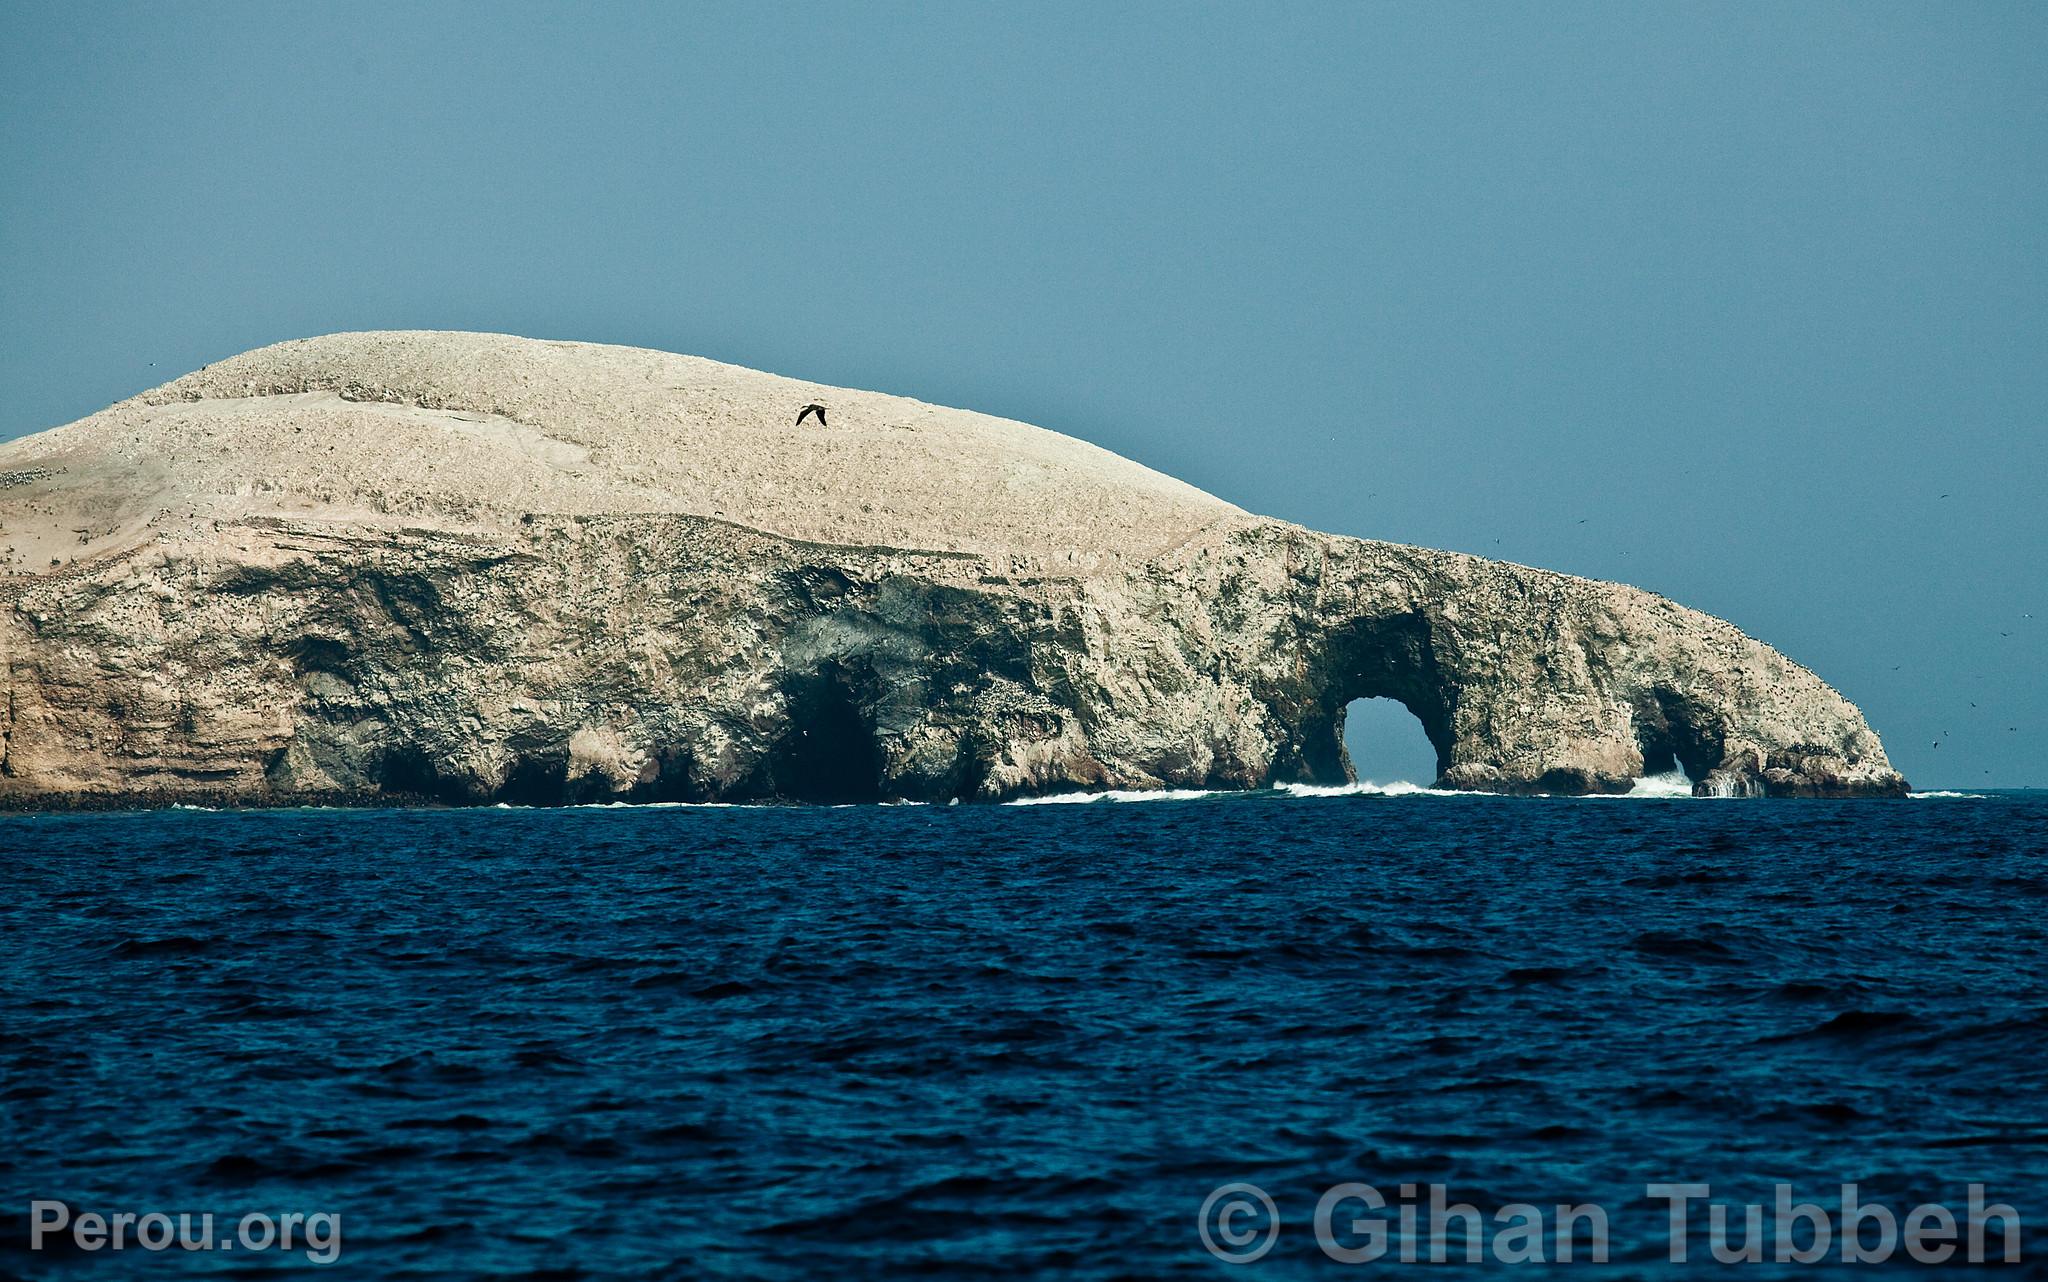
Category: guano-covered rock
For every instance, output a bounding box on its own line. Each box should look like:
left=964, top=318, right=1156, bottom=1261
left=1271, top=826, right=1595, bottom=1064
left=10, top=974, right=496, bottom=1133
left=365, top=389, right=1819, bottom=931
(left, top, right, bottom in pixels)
left=0, top=331, right=1906, bottom=806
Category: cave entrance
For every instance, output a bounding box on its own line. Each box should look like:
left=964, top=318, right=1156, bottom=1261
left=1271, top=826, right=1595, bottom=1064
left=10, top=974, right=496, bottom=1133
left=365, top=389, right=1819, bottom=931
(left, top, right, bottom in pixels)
left=1341, top=697, right=1441, bottom=786
left=1635, top=688, right=1717, bottom=786
left=771, top=662, right=885, bottom=804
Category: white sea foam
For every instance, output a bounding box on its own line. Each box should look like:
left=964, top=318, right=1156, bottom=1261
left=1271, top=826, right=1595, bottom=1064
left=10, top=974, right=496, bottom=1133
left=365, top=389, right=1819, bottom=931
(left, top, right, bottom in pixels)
left=502, top=797, right=932, bottom=810
left=1621, top=771, right=1696, bottom=798
left=1275, top=780, right=1452, bottom=798
left=565, top=800, right=748, bottom=809
left=464, top=774, right=1979, bottom=808
left=1004, top=788, right=1219, bottom=806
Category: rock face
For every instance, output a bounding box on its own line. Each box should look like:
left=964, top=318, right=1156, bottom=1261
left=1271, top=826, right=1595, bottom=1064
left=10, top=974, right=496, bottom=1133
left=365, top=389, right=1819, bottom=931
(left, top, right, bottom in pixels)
left=0, top=331, right=1906, bottom=806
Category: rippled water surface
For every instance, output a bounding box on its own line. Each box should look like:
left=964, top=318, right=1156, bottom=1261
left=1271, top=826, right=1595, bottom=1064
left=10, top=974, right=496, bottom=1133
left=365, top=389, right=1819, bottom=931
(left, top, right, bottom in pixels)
left=4, top=792, right=2045, bottom=1278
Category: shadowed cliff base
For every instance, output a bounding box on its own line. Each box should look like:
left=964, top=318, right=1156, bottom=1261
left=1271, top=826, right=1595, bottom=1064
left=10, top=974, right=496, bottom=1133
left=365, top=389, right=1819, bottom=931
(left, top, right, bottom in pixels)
left=0, top=332, right=1906, bottom=807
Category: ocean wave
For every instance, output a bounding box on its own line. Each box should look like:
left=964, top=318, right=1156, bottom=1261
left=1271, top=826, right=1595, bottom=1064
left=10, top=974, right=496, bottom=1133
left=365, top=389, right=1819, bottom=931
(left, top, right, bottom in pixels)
left=496, top=800, right=753, bottom=810
left=1623, top=770, right=1696, bottom=798
left=495, top=798, right=935, bottom=811
left=11, top=788, right=2046, bottom=1279
left=1004, top=788, right=1220, bottom=806
left=1569, top=771, right=1715, bottom=799
left=1275, top=780, right=1453, bottom=798
left=1909, top=790, right=1987, bottom=800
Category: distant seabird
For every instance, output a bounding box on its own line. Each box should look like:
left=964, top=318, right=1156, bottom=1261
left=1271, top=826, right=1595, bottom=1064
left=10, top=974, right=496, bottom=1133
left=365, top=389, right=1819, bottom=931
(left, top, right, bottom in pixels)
left=796, top=403, right=827, bottom=428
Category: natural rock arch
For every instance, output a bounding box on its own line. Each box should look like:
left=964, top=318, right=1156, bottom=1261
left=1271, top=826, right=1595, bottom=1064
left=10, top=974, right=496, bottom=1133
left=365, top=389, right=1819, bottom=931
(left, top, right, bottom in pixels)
left=0, top=332, right=1907, bottom=806
left=1266, top=611, right=1456, bottom=788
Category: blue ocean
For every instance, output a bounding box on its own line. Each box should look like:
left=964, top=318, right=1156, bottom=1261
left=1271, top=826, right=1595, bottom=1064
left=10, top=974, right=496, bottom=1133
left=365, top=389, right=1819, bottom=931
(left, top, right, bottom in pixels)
left=4, top=790, right=2045, bottom=1278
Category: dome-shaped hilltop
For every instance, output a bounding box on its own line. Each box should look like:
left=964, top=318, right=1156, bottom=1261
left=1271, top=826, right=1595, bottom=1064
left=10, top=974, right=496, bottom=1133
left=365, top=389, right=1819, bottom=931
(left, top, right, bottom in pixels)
left=2, top=330, right=1242, bottom=572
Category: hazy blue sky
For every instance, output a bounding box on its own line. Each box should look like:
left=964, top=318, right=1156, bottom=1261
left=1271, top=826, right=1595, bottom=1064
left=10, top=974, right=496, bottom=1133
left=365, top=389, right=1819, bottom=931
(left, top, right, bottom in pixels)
left=3, top=2, right=2041, bottom=786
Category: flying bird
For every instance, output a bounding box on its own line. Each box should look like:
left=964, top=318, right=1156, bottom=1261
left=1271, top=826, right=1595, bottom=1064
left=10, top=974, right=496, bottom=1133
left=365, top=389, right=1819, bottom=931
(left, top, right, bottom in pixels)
left=796, top=403, right=828, bottom=428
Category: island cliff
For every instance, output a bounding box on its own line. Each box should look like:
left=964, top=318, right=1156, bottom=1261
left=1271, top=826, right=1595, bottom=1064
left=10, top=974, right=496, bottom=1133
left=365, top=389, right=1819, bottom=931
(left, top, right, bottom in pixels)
left=0, top=332, right=1906, bottom=805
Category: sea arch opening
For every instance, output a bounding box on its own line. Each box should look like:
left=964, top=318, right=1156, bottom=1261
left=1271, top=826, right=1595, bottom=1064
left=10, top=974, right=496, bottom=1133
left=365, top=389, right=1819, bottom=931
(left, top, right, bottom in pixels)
left=1341, top=696, right=1442, bottom=787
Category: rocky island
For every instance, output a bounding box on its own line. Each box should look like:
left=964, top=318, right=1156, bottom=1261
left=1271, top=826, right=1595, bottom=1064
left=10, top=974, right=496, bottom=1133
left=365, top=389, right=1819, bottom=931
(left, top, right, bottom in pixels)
left=0, top=331, right=1906, bottom=806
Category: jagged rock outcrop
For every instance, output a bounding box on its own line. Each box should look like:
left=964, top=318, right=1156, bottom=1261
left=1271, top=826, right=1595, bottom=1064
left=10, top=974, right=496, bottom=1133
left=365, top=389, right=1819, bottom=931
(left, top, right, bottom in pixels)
left=0, top=331, right=1906, bottom=806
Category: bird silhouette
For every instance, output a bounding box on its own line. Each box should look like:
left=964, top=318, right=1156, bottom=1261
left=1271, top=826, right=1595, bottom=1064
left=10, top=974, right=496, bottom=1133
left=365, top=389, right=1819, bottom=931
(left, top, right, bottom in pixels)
left=796, top=403, right=827, bottom=428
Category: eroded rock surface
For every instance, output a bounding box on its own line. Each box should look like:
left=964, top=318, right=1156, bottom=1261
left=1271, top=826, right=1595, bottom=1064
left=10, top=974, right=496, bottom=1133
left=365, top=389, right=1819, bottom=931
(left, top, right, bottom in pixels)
left=0, top=332, right=1906, bottom=806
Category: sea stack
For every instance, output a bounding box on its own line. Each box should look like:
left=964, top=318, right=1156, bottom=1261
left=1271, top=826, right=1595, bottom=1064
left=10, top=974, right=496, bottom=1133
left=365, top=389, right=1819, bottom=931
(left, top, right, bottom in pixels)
left=0, top=331, right=1907, bottom=806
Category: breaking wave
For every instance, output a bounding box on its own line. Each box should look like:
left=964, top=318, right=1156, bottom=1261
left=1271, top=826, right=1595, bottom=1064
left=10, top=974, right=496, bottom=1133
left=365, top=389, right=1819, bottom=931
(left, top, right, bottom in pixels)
left=1274, top=780, right=1453, bottom=798
left=1623, top=771, right=1696, bottom=798
left=1006, top=775, right=1726, bottom=805
left=1004, top=788, right=1219, bottom=806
